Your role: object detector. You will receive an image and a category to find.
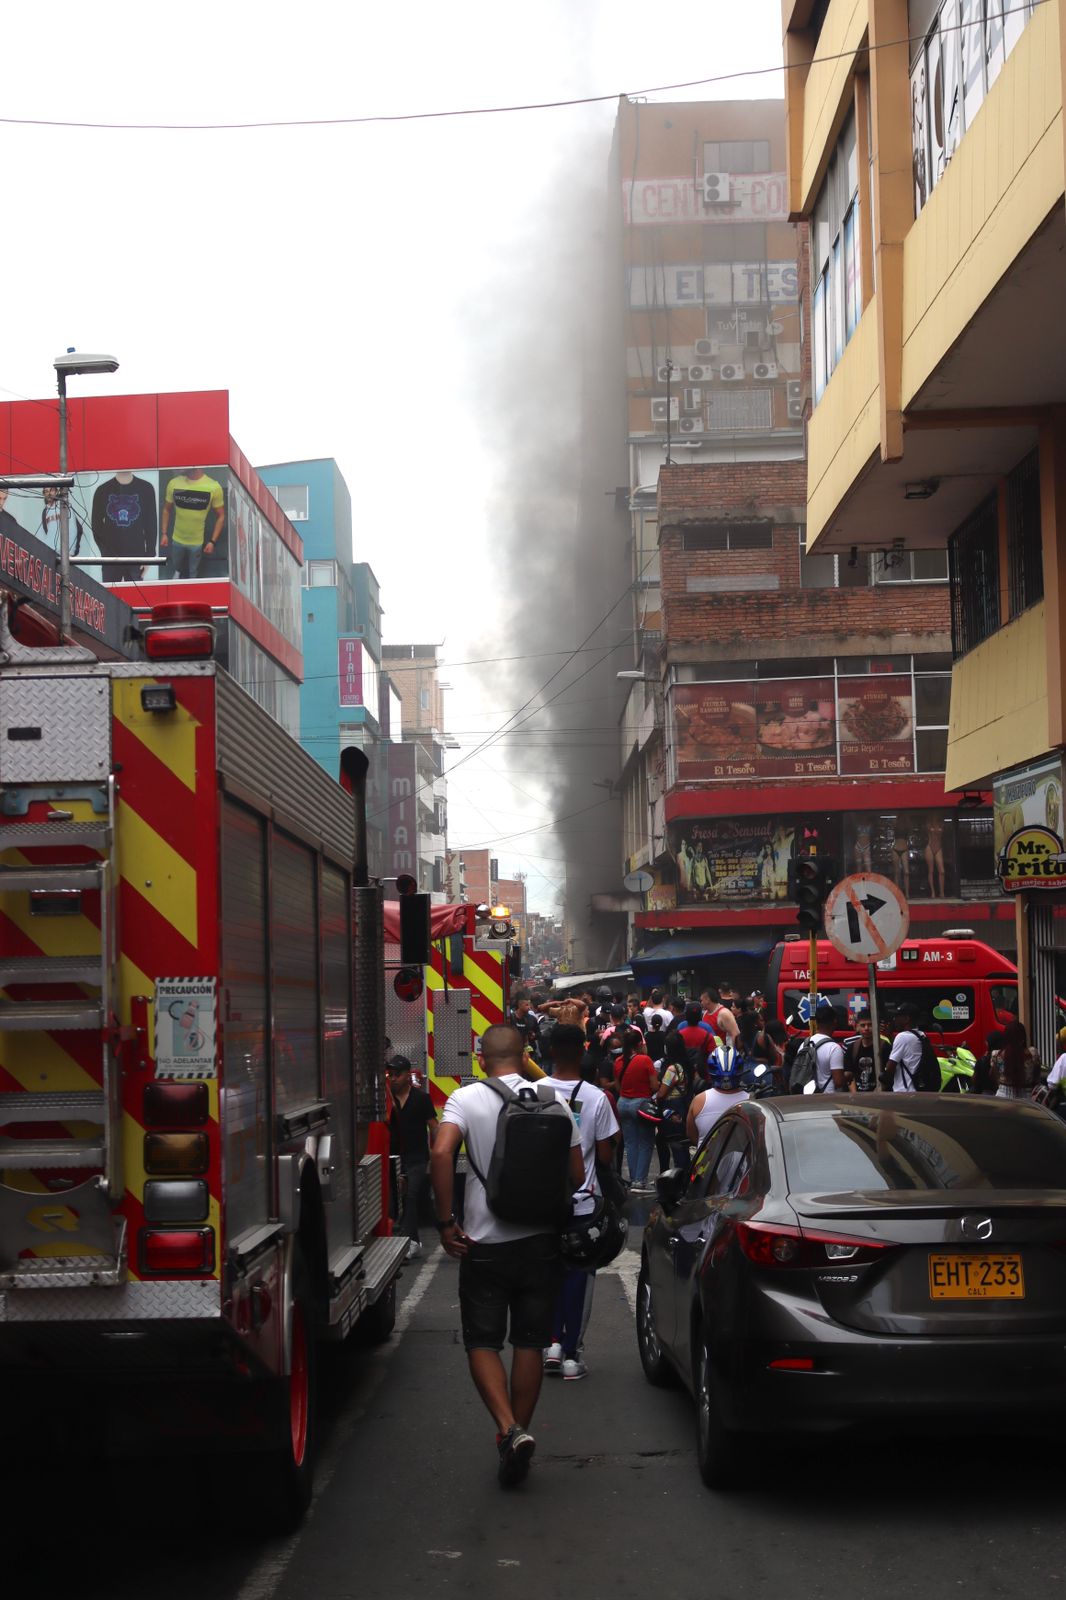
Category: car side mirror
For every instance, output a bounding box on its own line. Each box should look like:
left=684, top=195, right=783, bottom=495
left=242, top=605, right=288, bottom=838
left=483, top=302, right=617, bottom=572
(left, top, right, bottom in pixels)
left=655, top=1168, right=686, bottom=1210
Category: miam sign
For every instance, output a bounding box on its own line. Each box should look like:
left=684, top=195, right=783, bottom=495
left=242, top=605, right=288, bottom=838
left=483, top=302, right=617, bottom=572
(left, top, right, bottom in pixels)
left=997, top=825, right=1066, bottom=892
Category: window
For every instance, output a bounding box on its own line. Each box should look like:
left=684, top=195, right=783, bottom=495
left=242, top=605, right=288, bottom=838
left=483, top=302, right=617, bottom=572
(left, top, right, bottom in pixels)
left=911, top=0, right=1037, bottom=214
left=914, top=669, right=951, bottom=771
left=1007, top=448, right=1042, bottom=618
left=267, top=483, right=309, bottom=522
left=419, top=687, right=430, bottom=712
left=682, top=521, right=774, bottom=552
left=702, top=140, right=771, bottom=174
left=305, top=560, right=336, bottom=588
left=798, top=534, right=872, bottom=589
left=948, top=493, right=1000, bottom=657
left=873, top=548, right=948, bottom=584
left=811, top=110, right=863, bottom=400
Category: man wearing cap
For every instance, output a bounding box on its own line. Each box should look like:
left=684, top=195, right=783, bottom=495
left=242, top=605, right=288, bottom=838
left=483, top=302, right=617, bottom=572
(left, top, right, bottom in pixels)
left=387, top=1056, right=438, bottom=1258
left=810, top=1002, right=846, bottom=1093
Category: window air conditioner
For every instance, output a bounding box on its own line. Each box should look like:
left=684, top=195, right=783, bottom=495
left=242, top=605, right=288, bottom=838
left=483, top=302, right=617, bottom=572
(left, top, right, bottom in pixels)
left=655, top=364, right=679, bottom=384
left=678, top=417, right=705, bottom=434
left=693, top=338, right=717, bottom=360
left=788, top=397, right=805, bottom=420
left=651, top=397, right=679, bottom=423
left=718, top=364, right=744, bottom=381
left=752, top=362, right=779, bottom=380
left=701, top=171, right=730, bottom=205
left=687, top=365, right=714, bottom=383
left=682, top=387, right=702, bottom=411
left=787, top=379, right=802, bottom=402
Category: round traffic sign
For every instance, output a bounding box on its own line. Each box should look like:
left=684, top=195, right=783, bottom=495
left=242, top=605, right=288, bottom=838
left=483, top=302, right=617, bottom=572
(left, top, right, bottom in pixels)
left=823, top=872, right=909, bottom=963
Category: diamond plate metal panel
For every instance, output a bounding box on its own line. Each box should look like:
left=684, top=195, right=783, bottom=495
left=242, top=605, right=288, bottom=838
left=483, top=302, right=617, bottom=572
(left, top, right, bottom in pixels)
left=0, top=676, right=111, bottom=783
left=432, top=988, right=471, bottom=1080
left=354, top=888, right=385, bottom=1128
left=0, top=1279, right=220, bottom=1322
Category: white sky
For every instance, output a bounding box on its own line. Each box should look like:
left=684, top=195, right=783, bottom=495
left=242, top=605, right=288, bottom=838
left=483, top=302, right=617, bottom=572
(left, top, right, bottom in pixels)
left=2, top=0, right=783, bottom=915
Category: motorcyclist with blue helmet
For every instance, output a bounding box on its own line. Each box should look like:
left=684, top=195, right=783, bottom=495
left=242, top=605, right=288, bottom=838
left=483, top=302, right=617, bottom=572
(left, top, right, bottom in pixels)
left=686, top=1041, right=749, bottom=1146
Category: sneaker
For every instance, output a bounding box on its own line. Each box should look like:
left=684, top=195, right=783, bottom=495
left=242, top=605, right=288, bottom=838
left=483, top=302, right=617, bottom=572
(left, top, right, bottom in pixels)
left=497, top=1425, right=536, bottom=1486
left=543, top=1341, right=563, bottom=1373
left=561, top=1356, right=588, bottom=1381
left=405, top=1238, right=422, bottom=1259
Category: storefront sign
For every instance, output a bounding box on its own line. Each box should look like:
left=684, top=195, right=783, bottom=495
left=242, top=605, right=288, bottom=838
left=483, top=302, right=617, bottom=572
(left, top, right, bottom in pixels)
left=627, top=260, right=799, bottom=309
left=338, top=638, right=364, bottom=706
left=837, top=676, right=914, bottom=775
left=622, top=173, right=789, bottom=226
left=672, top=679, right=835, bottom=781
left=993, top=756, right=1063, bottom=858
left=997, top=825, right=1066, bottom=892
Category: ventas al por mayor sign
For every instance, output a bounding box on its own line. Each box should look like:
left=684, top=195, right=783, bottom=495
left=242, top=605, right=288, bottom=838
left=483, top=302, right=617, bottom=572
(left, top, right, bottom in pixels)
left=997, top=825, right=1066, bottom=891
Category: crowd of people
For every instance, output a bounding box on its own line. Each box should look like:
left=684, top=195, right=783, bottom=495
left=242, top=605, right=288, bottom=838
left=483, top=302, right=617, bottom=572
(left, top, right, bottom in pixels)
left=383, top=979, right=1066, bottom=1490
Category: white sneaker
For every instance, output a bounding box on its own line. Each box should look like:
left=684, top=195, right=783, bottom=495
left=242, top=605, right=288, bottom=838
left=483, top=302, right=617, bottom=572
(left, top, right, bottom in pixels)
left=561, top=1356, right=588, bottom=1381
left=406, top=1239, right=422, bottom=1259
left=543, top=1342, right=563, bottom=1373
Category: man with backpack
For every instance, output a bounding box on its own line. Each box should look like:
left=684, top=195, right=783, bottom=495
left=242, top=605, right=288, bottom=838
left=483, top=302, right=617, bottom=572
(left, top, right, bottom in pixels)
left=885, top=1003, right=940, bottom=1092
left=538, top=1023, right=620, bottom=1381
left=788, top=1001, right=846, bottom=1093
left=430, top=1024, right=584, bottom=1488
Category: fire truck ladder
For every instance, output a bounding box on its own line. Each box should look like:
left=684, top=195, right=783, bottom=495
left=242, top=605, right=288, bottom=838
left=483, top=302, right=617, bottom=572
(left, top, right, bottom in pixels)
left=0, top=770, right=125, bottom=1287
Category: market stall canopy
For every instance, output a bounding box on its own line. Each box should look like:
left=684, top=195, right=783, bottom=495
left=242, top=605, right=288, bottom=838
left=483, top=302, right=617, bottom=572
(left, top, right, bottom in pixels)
left=630, top=929, right=777, bottom=975
left=550, top=968, right=634, bottom=996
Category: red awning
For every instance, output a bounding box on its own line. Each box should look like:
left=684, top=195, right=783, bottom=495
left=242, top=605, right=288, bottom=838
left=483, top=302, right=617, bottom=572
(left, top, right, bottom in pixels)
left=382, top=902, right=473, bottom=943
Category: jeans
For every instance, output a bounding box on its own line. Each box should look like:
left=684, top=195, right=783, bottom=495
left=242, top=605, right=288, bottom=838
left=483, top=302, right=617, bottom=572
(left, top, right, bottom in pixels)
left=552, top=1268, right=595, bottom=1357
left=617, top=1096, right=655, bottom=1185
left=398, top=1160, right=427, bottom=1243
left=166, top=542, right=203, bottom=579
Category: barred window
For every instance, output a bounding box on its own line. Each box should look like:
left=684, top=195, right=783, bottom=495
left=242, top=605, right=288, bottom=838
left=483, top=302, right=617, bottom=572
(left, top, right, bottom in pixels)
left=1006, top=448, right=1042, bottom=618
left=948, top=493, right=999, bottom=658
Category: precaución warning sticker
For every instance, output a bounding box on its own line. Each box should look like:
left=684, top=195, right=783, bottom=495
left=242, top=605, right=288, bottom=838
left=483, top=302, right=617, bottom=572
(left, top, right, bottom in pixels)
left=154, top=978, right=218, bottom=1079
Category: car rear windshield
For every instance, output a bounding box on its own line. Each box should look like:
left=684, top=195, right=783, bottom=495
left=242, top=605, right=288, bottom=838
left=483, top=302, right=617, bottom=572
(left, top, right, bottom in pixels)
left=780, top=1106, right=1066, bottom=1193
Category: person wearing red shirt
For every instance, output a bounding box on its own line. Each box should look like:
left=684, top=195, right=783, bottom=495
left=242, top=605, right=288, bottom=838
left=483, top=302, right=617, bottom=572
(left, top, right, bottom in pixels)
left=678, top=1003, right=713, bottom=1069
left=614, top=1028, right=659, bottom=1192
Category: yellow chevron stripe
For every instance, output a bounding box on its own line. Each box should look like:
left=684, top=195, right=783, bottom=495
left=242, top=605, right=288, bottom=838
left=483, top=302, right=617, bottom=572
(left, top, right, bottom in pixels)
left=462, top=953, right=503, bottom=1014
left=112, top=678, right=198, bottom=792
left=118, top=803, right=197, bottom=948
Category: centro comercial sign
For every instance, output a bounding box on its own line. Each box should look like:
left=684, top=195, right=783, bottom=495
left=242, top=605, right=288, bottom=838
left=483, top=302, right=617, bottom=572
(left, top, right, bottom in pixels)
left=997, top=825, right=1066, bottom=892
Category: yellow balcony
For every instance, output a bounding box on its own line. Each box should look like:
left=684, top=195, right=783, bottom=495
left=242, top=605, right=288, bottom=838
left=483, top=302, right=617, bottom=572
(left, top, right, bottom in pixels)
left=945, top=603, right=1051, bottom=791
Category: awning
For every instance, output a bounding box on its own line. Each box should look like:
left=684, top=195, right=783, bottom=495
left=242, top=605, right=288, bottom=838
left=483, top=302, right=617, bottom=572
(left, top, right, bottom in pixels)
left=630, top=929, right=778, bottom=972
left=550, top=968, right=633, bottom=995
left=382, top=902, right=472, bottom=943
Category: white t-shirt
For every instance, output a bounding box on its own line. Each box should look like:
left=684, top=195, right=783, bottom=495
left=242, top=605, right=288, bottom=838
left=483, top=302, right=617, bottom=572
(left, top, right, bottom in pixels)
left=643, top=1006, right=672, bottom=1030
left=540, top=1074, right=619, bottom=1197
left=888, top=1029, right=922, bottom=1092
left=1048, top=1053, right=1066, bottom=1088
left=693, top=1087, right=749, bottom=1143
left=442, top=1073, right=580, bottom=1245
left=812, top=1033, right=845, bottom=1092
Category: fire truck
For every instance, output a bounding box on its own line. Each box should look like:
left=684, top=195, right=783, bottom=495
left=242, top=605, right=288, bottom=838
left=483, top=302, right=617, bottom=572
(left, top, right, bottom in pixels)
left=0, top=596, right=407, bottom=1524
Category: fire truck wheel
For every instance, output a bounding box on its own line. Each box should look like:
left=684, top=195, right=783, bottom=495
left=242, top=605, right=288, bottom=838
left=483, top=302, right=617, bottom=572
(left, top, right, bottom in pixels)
left=253, top=1247, right=318, bottom=1530
left=356, top=1275, right=397, bottom=1346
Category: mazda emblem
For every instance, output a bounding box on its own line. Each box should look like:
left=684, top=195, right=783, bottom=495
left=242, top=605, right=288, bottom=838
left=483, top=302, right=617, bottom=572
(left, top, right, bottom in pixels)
left=961, top=1216, right=993, bottom=1241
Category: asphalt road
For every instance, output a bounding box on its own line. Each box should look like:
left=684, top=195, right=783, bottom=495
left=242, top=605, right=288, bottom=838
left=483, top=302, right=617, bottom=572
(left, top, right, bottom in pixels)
left=11, top=1195, right=1066, bottom=1599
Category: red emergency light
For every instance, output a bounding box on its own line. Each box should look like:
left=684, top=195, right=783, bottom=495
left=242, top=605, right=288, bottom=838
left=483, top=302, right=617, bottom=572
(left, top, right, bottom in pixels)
left=140, top=1227, right=215, bottom=1275
left=143, top=602, right=215, bottom=661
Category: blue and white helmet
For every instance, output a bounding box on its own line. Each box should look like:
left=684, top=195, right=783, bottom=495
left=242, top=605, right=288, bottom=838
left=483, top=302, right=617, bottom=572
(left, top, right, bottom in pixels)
left=710, top=1041, right=744, bottom=1091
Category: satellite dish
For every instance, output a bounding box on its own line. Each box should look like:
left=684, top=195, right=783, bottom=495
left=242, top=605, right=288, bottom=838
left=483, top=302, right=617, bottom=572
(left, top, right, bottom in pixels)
left=624, top=870, right=654, bottom=893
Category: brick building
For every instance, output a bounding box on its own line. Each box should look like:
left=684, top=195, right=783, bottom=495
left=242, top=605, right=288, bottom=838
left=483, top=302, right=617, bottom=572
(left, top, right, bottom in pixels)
left=610, top=97, right=1004, bottom=992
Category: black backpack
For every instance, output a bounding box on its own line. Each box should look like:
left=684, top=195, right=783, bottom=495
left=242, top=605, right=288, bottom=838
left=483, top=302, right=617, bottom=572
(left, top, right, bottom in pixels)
left=466, top=1078, right=575, bottom=1226
left=906, top=1030, right=941, bottom=1093
left=789, top=1034, right=825, bottom=1093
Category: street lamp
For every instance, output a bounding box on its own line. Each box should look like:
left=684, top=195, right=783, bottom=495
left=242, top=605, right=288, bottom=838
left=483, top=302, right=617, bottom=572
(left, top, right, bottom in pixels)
left=53, top=349, right=119, bottom=640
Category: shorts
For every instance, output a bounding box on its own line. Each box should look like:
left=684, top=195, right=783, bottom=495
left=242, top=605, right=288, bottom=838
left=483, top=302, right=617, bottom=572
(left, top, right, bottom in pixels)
left=458, top=1233, right=562, bottom=1352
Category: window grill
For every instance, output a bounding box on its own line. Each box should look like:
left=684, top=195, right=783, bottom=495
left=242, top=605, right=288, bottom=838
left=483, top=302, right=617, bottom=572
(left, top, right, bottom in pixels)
left=1007, top=448, right=1042, bottom=618
left=948, top=493, right=999, bottom=659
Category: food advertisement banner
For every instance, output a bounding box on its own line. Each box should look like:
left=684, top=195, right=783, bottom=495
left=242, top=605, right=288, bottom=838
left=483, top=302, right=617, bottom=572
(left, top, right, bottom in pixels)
left=838, top=677, right=914, bottom=774
left=993, top=757, right=1063, bottom=858
left=672, top=679, right=835, bottom=781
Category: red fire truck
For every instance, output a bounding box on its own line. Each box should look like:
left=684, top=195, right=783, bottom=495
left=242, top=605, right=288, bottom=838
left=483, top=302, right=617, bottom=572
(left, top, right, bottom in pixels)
left=0, top=597, right=406, bottom=1523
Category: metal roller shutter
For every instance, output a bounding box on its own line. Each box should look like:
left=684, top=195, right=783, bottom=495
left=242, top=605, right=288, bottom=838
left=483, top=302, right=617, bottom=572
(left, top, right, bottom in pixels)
left=220, top=799, right=272, bottom=1238
left=271, top=830, right=321, bottom=1114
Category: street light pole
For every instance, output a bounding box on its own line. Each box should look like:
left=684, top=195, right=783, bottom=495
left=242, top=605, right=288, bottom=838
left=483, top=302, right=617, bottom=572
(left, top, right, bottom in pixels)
left=52, top=350, right=120, bottom=643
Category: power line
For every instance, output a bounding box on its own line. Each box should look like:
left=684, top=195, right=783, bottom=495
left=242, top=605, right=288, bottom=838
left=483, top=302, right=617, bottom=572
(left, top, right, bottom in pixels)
left=0, top=3, right=1041, bottom=132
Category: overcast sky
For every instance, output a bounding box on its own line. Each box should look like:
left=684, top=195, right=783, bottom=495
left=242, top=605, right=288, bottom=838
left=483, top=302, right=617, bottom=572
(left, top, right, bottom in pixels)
left=3, top=0, right=783, bottom=915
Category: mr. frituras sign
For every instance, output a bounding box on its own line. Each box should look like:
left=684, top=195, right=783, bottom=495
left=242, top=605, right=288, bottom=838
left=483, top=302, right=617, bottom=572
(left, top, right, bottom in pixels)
left=997, top=825, right=1066, bottom=891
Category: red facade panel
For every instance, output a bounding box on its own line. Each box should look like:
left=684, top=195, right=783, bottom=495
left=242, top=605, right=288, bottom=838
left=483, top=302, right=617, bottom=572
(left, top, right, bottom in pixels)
left=156, top=390, right=230, bottom=466
left=79, top=393, right=160, bottom=473
left=8, top=398, right=61, bottom=477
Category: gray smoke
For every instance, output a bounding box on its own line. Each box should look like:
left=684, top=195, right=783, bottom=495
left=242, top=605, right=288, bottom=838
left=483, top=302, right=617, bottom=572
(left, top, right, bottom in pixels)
left=461, top=112, right=630, bottom=969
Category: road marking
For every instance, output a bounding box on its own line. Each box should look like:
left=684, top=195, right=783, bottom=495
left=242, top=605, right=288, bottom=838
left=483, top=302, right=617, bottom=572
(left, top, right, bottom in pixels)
left=234, top=1250, right=443, bottom=1600
left=603, top=1250, right=640, bottom=1315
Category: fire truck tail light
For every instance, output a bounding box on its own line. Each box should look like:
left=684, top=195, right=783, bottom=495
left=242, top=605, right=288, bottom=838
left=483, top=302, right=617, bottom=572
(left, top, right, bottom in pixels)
left=143, top=603, right=215, bottom=661
left=140, top=1228, right=215, bottom=1275
left=143, top=1179, right=210, bottom=1223
left=143, top=1082, right=209, bottom=1127
left=144, top=1132, right=209, bottom=1174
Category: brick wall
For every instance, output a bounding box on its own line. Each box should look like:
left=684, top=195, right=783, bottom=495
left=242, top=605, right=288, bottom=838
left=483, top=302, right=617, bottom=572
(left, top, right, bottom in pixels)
left=658, top=461, right=950, bottom=662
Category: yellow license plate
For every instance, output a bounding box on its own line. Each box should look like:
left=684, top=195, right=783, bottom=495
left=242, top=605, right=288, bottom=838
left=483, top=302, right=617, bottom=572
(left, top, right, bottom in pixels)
left=928, top=1253, right=1025, bottom=1299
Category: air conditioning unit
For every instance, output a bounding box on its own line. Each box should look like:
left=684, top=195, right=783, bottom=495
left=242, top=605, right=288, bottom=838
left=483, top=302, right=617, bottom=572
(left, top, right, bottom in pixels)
left=788, top=397, right=805, bottom=420
left=752, top=361, right=779, bottom=380
left=678, top=416, right=705, bottom=434
left=787, top=379, right=803, bottom=402
left=693, top=338, right=717, bottom=360
left=744, top=328, right=769, bottom=350
left=651, top=397, right=679, bottom=423
left=687, top=364, right=713, bottom=383
left=718, top=363, right=745, bottom=382
left=655, top=363, right=679, bottom=384
left=682, top=387, right=702, bottom=411
left=701, top=171, right=731, bottom=205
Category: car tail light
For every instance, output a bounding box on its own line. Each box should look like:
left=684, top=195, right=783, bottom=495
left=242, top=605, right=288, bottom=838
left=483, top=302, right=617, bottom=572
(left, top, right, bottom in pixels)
left=144, top=1132, right=209, bottom=1174
left=143, top=1082, right=209, bottom=1127
left=738, top=1220, right=891, bottom=1268
left=140, top=1227, right=215, bottom=1274
left=768, top=1357, right=815, bottom=1370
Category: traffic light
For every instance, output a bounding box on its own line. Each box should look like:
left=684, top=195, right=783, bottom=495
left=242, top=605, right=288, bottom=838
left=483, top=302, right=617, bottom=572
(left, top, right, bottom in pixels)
left=789, top=854, right=836, bottom=932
